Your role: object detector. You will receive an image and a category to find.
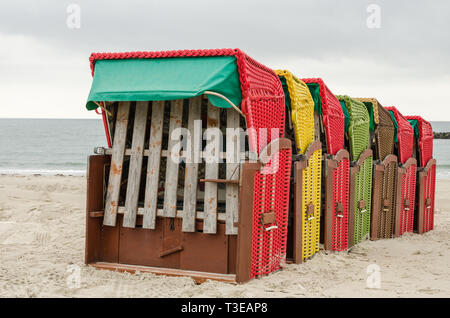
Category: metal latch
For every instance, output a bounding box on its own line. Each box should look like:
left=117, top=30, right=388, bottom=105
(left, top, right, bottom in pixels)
left=260, top=211, right=278, bottom=231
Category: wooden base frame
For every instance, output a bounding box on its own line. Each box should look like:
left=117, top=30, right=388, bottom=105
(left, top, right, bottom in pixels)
left=86, top=155, right=245, bottom=283
left=85, top=139, right=292, bottom=284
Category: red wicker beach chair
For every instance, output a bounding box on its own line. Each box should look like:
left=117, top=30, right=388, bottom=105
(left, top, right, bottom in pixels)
left=386, top=107, right=417, bottom=236
left=406, top=116, right=436, bottom=234
left=84, top=49, right=291, bottom=283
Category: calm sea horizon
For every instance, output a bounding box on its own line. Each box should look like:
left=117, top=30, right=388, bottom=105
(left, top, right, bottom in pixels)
left=0, top=118, right=449, bottom=178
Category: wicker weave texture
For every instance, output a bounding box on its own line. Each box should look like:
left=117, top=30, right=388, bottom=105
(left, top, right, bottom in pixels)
left=302, top=78, right=345, bottom=155
left=275, top=70, right=321, bottom=260
left=377, top=161, right=398, bottom=238
left=386, top=107, right=414, bottom=164
left=251, top=147, right=291, bottom=278
left=405, top=116, right=434, bottom=167
left=398, top=164, right=417, bottom=235
left=337, top=96, right=370, bottom=161
left=353, top=157, right=373, bottom=244
left=275, top=70, right=315, bottom=155
left=301, top=148, right=322, bottom=260
left=331, top=158, right=350, bottom=251
left=421, top=163, right=436, bottom=233
left=355, top=98, right=395, bottom=160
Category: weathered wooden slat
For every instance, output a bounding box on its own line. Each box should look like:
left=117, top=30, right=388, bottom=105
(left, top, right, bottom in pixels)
left=203, top=102, right=220, bottom=234
left=163, top=100, right=184, bottom=218
left=143, top=101, right=165, bottom=229
left=123, top=102, right=149, bottom=228
left=103, top=102, right=130, bottom=227
left=182, top=96, right=202, bottom=232
left=226, top=109, right=240, bottom=235
left=103, top=148, right=254, bottom=160
left=123, top=207, right=228, bottom=221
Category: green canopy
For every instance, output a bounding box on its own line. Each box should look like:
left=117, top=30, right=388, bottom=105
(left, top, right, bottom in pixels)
left=306, top=83, right=322, bottom=115
left=388, top=110, right=399, bottom=143
left=86, top=56, right=242, bottom=110
left=408, top=119, right=420, bottom=140
left=339, top=100, right=350, bottom=133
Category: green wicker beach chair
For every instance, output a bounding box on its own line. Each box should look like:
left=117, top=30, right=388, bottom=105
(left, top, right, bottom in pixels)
left=337, top=96, right=373, bottom=246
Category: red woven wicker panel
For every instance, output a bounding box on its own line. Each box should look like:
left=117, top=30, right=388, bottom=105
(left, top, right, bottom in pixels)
left=250, top=147, right=291, bottom=278
left=302, top=78, right=345, bottom=155
left=405, top=116, right=434, bottom=167
left=386, top=107, right=414, bottom=164
left=331, top=158, right=350, bottom=250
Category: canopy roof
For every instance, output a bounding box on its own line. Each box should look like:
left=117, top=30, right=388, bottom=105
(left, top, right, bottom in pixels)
left=86, top=56, right=242, bottom=110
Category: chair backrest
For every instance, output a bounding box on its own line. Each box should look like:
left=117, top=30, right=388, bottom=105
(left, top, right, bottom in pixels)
left=355, top=98, right=395, bottom=161
left=385, top=107, right=414, bottom=164
left=276, top=70, right=315, bottom=154
left=337, top=96, right=370, bottom=161
left=406, top=116, right=433, bottom=167
left=302, top=78, right=345, bottom=155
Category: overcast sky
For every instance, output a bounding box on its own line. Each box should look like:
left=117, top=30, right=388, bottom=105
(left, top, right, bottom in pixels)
left=0, top=0, right=449, bottom=120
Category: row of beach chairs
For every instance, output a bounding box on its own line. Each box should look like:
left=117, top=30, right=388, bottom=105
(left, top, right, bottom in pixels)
left=84, top=49, right=436, bottom=283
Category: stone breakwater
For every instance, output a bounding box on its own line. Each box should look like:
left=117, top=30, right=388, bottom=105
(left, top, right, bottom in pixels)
left=433, top=132, right=450, bottom=139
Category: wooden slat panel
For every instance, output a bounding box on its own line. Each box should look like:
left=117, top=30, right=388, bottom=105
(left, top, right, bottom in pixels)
left=103, top=102, right=130, bottom=227
left=163, top=100, right=184, bottom=218
left=104, top=148, right=254, bottom=160
left=120, top=207, right=227, bottom=221
left=225, top=109, right=240, bottom=235
left=182, top=97, right=202, bottom=232
left=123, top=102, right=149, bottom=228
left=203, top=102, right=220, bottom=234
left=91, top=208, right=227, bottom=221
left=143, top=101, right=165, bottom=229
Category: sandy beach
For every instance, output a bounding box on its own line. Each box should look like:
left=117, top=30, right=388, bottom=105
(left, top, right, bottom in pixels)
left=0, top=174, right=449, bottom=298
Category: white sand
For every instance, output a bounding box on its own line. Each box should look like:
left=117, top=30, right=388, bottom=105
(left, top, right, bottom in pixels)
left=0, top=174, right=449, bottom=298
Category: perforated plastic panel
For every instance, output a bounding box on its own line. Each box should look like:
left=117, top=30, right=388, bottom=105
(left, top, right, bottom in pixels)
left=300, top=148, right=322, bottom=259
left=352, top=157, right=373, bottom=244
left=419, top=162, right=436, bottom=233
left=250, top=147, right=291, bottom=278
left=276, top=71, right=321, bottom=261
left=330, top=157, right=350, bottom=250
left=397, top=164, right=417, bottom=235
left=355, top=98, right=395, bottom=161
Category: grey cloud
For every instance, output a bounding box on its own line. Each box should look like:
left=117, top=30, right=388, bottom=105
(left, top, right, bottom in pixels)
left=0, top=0, right=449, bottom=75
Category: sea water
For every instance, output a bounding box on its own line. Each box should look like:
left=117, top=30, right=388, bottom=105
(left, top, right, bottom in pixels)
left=0, top=119, right=449, bottom=178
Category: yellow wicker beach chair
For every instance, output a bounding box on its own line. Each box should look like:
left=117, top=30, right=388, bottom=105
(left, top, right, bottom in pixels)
left=276, top=70, right=322, bottom=263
